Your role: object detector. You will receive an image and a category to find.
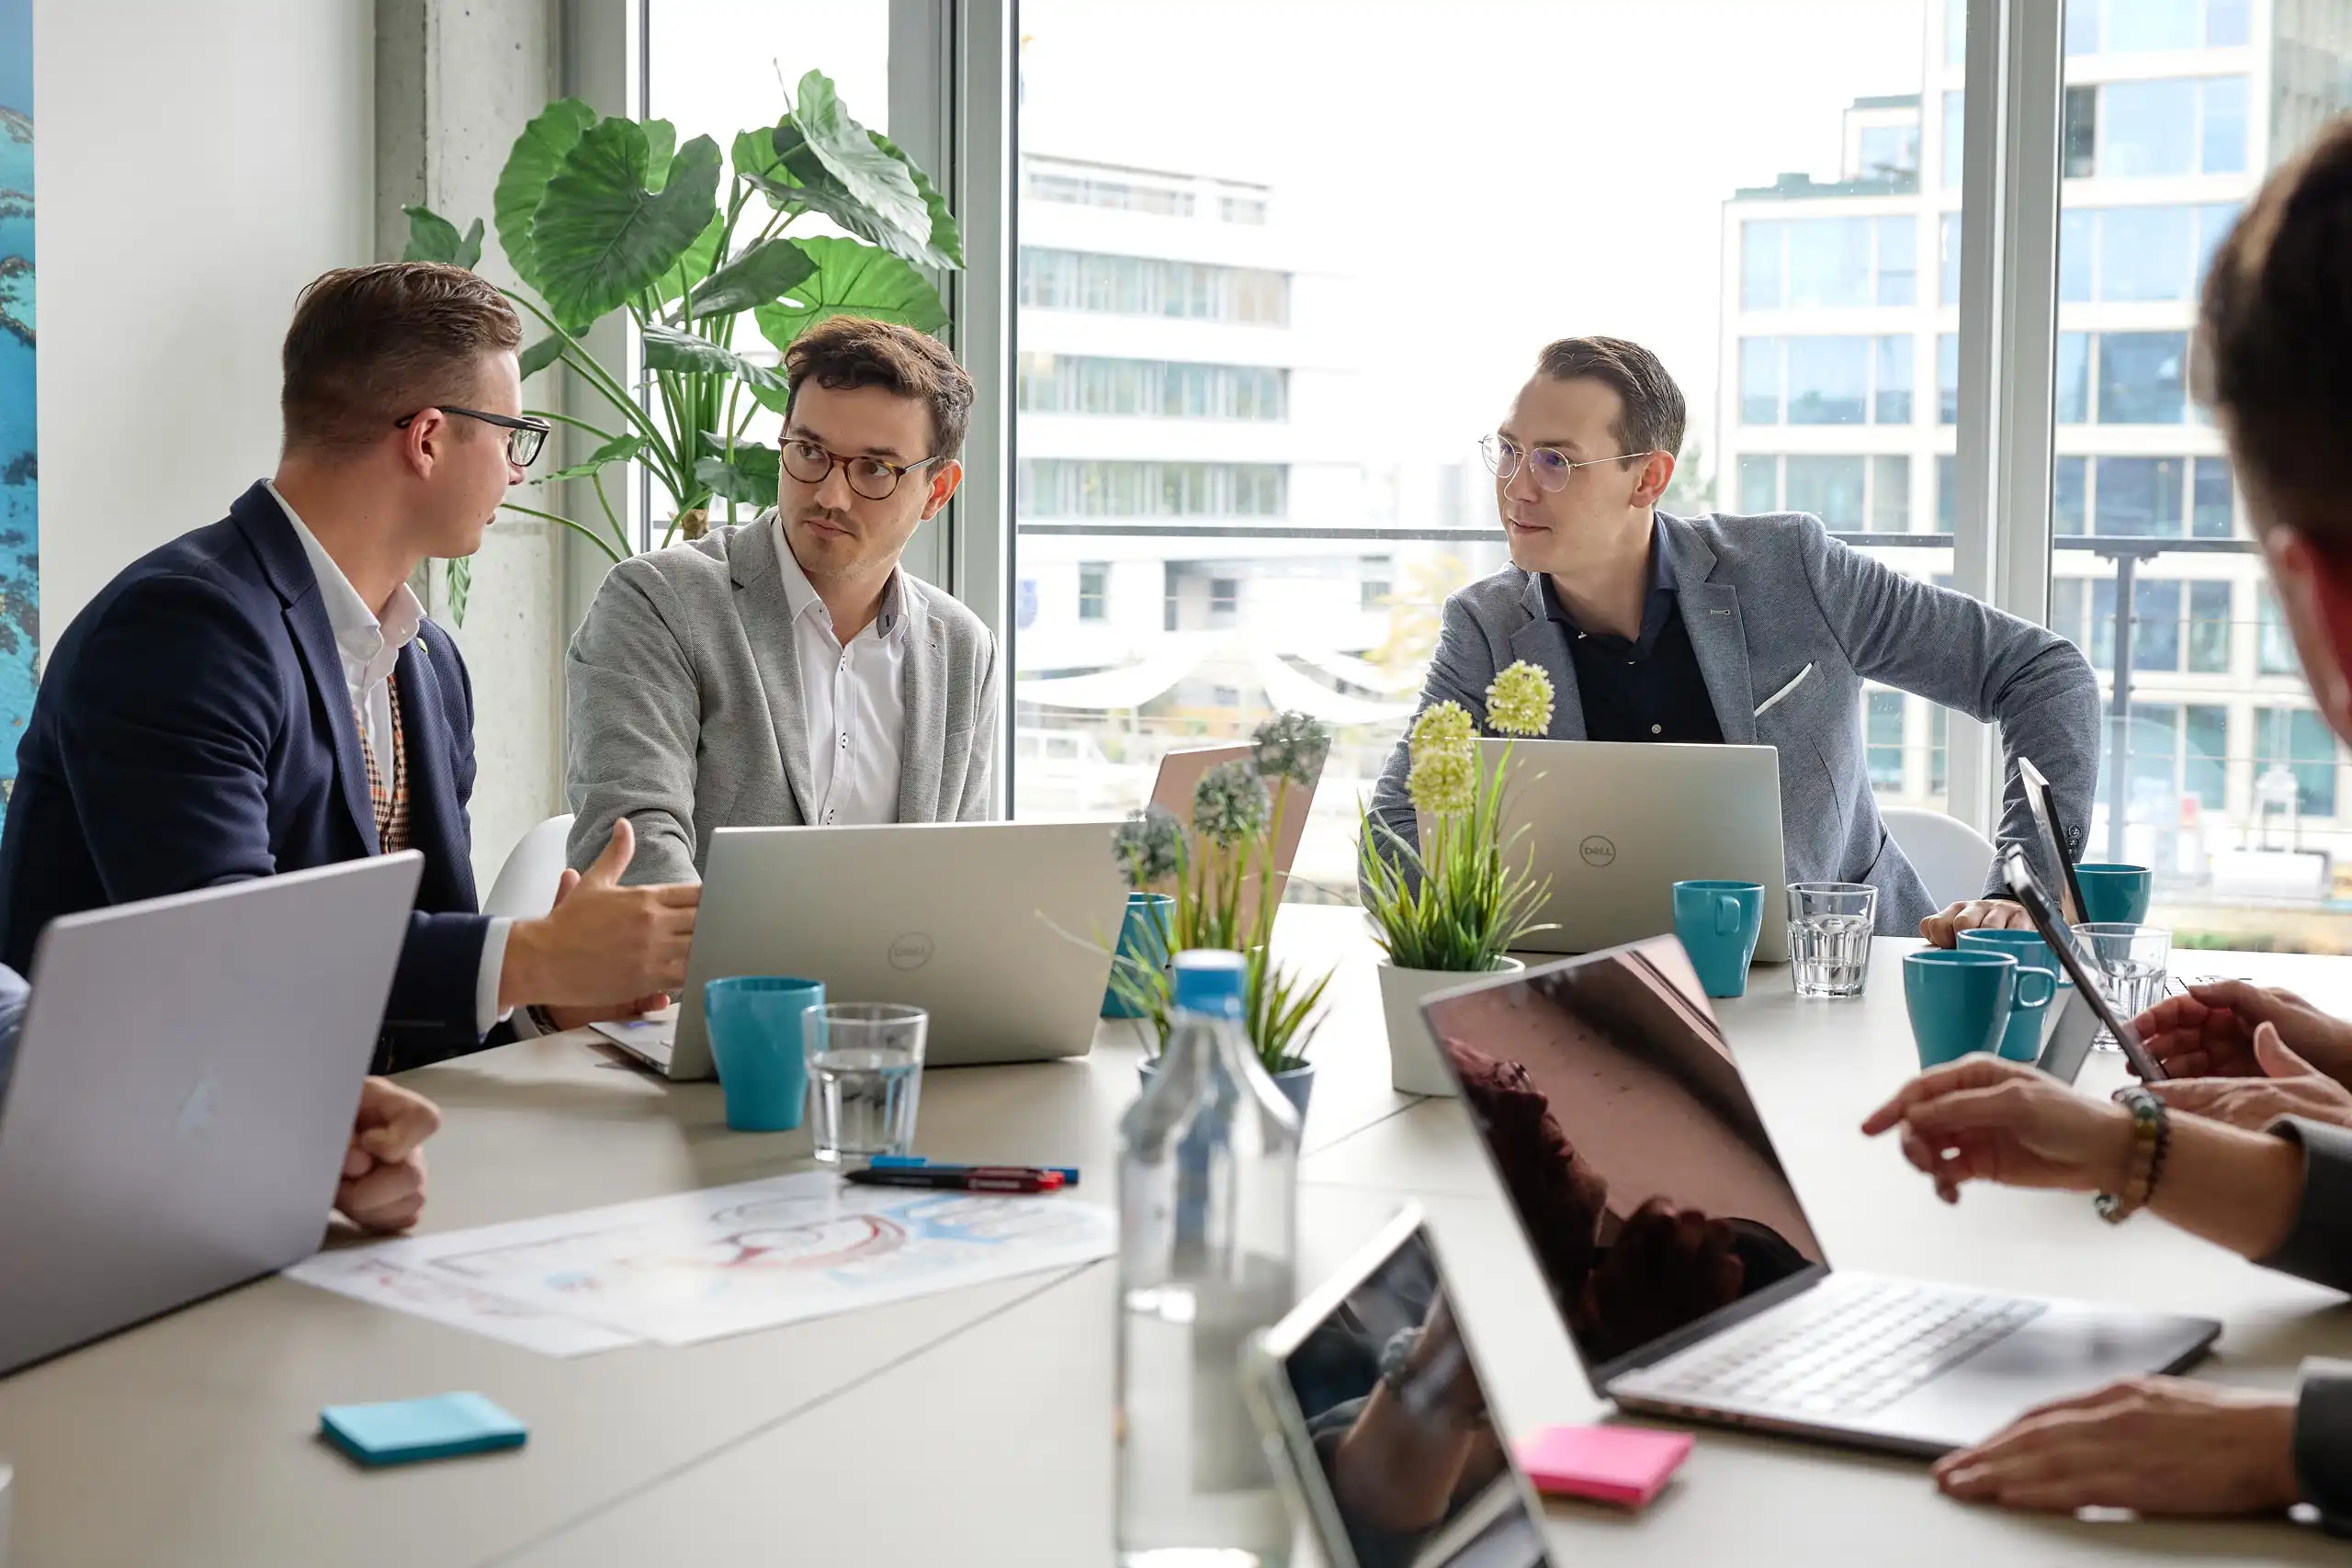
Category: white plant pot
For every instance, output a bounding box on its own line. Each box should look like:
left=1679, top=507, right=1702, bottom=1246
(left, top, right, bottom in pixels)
left=1378, top=957, right=1526, bottom=1096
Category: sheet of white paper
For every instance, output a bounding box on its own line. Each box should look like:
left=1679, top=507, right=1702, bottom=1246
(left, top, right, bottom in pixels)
left=285, top=1171, right=1116, bottom=1351
left=286, top=1247, right=639, bottom=1358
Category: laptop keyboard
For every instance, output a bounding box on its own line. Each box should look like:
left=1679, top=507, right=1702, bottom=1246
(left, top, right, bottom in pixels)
left=1639, top=1280, right=2047, bottom=1418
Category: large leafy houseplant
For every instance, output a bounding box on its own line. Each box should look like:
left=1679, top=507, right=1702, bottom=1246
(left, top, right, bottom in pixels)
left=1107, top=713, right=1336, bottom=1076
left=401, top=69, right=960, bottom=619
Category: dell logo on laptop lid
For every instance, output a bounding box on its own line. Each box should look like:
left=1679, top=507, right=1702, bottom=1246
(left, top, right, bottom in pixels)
left=888, top=933, right=935, bottom=971
left=1579, top=835, right=1617, bottom=868
left=175, top=1070, right=220, bottom=1140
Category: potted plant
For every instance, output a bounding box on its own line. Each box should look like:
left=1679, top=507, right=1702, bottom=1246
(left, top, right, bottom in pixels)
left=1359, top=660, right=1557, bottom=1095
left=399, top=69, right=958, bottom=621
left=1108, top=712, right=1335, bottom=1115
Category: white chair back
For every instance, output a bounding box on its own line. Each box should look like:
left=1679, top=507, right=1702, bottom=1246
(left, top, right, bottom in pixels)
left=483, top=813, right=576, bottom=920
left=1879, top=807, right=1996, bottom=909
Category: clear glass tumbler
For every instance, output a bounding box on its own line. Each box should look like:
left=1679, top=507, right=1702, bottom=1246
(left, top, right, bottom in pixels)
left=2072, top=922, right=2171, bottom=1050
left=1787, top=882, right=1878, bottom=998
left=803, top=1003, right=928, bottom=1167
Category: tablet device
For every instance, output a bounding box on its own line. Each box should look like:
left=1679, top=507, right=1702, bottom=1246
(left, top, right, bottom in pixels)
left=1998, top=843, right=2165, bottom=1082
left=1241, top=1207, right=1555, bottom=1568
left=2016, top=758, right=2089, bottom=928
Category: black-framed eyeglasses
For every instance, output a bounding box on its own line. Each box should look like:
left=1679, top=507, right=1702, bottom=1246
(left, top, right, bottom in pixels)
left=1480, top=433, right=1655, bottom=493
left=780, top=438, right=945, bottom=502
left=395, top=406, right=551, bottom=468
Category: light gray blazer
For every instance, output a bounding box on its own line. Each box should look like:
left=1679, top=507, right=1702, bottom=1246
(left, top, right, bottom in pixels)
left=1367, top=510, right=2102, bottom=934
left=564, top=516, right=1001, bottom=886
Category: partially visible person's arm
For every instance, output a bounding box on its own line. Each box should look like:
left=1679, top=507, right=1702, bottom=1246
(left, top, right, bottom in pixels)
left=958, top=636, right=1002, bottom=822
left=1363, top=595, right=1501, bottom=893
left=1796, top=518, right=2101, bottom=903
left=2295, top=1367, right=2352, bottom=1535
left=564, top=561, right=707, bottom=887
left=2254, top=1116, right=2352, bottom=1293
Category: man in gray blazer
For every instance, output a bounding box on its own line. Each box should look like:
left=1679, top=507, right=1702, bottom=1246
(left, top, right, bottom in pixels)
left=1369, top=335, right=2101, bottom=942
left=566, top=317, right=1000, bottom=885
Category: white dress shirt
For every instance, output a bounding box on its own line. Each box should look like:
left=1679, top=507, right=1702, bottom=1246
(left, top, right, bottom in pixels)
left=773, top=517, right=907, bottom=826
left=270, top=483, right=511, bottom=1035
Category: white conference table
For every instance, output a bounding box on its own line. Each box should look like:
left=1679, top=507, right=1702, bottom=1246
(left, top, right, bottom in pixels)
left=4, top=906, right=2351, bottom=1567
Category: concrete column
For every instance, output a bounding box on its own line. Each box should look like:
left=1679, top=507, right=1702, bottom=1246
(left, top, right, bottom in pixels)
left=376, top=0, right=565, bottom=890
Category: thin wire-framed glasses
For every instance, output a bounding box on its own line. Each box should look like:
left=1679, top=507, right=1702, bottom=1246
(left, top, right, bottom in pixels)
left=781, top=438, right=945, bottom=502
left=395, top=406, right=551, bottom=467
left=1480, top=433, right=1655, bottom=492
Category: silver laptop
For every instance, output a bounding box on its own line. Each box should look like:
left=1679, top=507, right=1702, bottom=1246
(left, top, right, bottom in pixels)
left=1243, top=1206, right=1555, bottom=1568
left=1419, top=938, right=2218, bottom=1457
left=1430, top=739, right=1790, bottom=964
left=600, top=820, right=1129, bottom=1079
left=0, top=854, right=424, bottom=1377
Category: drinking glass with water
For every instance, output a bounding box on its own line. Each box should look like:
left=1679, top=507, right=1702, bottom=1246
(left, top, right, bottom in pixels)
left=2072, top=923, right=2171, bottom=1051
left=1787, top=882, right=1876, bottom=998
left=804, top=1003, right=926, bottom=1167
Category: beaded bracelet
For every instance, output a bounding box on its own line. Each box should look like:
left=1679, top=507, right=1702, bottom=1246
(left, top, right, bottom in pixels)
left=2097, top=1086, right=2169, bottom=1224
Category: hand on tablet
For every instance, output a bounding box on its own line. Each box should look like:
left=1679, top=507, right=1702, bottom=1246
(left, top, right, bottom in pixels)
left=2132, top=979, right=2352, bottom=1086
left=2148, top=1025, right=2352, bottom=1132
left=1919, top=898, right=2033, bottom=949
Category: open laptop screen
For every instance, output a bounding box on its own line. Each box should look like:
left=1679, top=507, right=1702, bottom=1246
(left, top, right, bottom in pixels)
left=1421, top=940, right=1828, bottom=1383
left=1279, top=1224, right=1551, bottom=1568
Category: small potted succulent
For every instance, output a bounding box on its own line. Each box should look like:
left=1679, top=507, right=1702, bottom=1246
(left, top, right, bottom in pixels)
left=1109, top=712, right=1335, bottom=1114
left=1358, top=660, right=1557, bottom=1094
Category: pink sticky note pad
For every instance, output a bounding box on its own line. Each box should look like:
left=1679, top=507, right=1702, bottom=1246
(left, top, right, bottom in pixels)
left=1515, top=1425, right=1692, bottom=1507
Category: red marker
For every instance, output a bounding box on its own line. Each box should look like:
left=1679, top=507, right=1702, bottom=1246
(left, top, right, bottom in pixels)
left=844, top=1167, right=1065, bottom=1194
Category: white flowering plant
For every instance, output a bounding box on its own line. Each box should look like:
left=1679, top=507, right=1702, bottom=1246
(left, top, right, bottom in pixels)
left=1107, top=711, right=1336, bottom=1073
left=1359, top=660, right=1556, bottom=972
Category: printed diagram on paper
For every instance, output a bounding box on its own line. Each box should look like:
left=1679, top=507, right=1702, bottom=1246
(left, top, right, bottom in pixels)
left=286, top=1170, right=1115, bottom=1354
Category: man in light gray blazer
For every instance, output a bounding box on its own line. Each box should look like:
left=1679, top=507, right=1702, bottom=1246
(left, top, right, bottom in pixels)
left=566, top=318, right=1000, bottom=886
left=1370, top=335, right=2101, bottom=942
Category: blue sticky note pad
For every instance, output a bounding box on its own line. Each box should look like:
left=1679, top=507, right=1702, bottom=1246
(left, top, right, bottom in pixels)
left=320, top=1393, right=527, bottom=1466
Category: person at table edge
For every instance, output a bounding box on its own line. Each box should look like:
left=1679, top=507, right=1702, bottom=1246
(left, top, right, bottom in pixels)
left=562, top=316, right=999, bottom=886
left=1366, top=334, right=2101, bottom=946
left=0, top=263, right=698, bottom=1073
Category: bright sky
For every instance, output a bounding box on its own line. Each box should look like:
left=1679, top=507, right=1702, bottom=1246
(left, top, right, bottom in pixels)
left=654, top=0, right=1936, bottom=481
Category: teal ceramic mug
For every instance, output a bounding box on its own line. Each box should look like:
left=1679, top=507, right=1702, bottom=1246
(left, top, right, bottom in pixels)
left=704, top=976, right=825, bottom=1133
left=2075, top=863, right=2153, bottom=925
left=1904, top=949, right=2054, bottom=1068
left=1955, top=929, right=2062, bottom=1061
left=1672, top=880, right=1766, bottom=999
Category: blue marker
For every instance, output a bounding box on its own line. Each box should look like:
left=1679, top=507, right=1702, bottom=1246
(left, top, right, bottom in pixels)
left=869, top=1155, right=1080, bottom=1187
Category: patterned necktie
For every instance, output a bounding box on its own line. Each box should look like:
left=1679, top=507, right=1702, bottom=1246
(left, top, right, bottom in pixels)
left=354, top=675, right=411, bottom=853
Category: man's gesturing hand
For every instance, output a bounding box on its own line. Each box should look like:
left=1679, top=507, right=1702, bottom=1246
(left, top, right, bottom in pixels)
left=500, top=818, right=698, bottom=1011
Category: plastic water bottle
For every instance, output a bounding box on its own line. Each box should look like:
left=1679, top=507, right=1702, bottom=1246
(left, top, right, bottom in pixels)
left=1115, top=949, right=1302, bottom=1567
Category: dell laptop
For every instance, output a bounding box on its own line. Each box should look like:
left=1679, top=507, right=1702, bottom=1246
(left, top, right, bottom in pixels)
left=1419, top=937, right=2218, bottom=1456
left=597, top=820, right=1130, bottom=1079
left=0, top=855, right=424, bottom=1376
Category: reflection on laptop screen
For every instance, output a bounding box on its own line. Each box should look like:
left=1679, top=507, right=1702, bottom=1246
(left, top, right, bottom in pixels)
left=1281, top=1226, right=1552, bottom=1568
left=1421, top=940, right=1829, bottom=1378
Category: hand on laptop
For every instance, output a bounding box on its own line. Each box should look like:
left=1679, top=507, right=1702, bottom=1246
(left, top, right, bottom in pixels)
left=2133, top=979, right=2352, bottom=1087
left=2148, top=1026, right=2352, bottom=1132
left=501, top=818, right=697, bottom=1015
left=336, top=1077, right=441, bottom=1233
left=1934, top=1376, right=2299, bottom=1517
left=1918, top=898, right=2032, bottom=949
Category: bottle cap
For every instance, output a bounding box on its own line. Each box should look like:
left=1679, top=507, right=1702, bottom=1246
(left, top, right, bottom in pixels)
left=1171, top=949, right=1246, bottom=1019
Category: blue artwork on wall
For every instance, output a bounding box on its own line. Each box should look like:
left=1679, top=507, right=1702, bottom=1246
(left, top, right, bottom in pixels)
left=0, top=0, right=33, bottom=794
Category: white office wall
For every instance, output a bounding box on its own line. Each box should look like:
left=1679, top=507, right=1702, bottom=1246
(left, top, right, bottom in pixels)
left=33, top=0, right=375, bottom=642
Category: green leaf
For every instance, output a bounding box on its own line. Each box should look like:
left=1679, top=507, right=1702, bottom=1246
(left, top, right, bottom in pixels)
left=653, top=211, right=726, bottom=310
left=540, top=432, right=645, bottom=484
left=788, top=71, right=928, bottom=244
left=754, top=237, right=949, bottom=350
left=443, top=557, right=471, bottom=626
left=641, top=322, right=789, bottom=390
left=494, top=97, right=597, bottom=293
left=694, top=439, right=781, bottom=508
left=532, top=121, right=724, bottom=330
left=867, top=130, right=963, bottom=269
left=641, top=118, right=678, bottom=189
left=731, top=123, right=803, bottom=209
left=401, top=206, right=474, bottom=267
left=517, top=334, right=566, bottom=381
left=682, top=237, right=818, bottom=320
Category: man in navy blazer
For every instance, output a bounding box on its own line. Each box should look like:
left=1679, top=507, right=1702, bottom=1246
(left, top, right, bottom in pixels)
left=0, top=263, right=698, bottom=1071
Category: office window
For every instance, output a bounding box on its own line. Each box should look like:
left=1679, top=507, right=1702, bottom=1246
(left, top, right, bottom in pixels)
left=1937, top=333, right=1958, bottom=425
left=2058, top=209, right=2094, bottom=302
left=1207, top=577, right=1240, bottom=626
left=1360, top=558, right=1393, bottom=612
left=1876, top=215, right=1917, bottom=303
left=1942, top=90, right=1965, bottom=188
left=1929, top=703, right=1950, bottom=795
left=1737, top=454, right=1779, bottom=513
left=2096, top=333, right=2188, bottom=423
left=2186, top=705, right=2228, bottom=808
left=2053, top=456, right=2087, bottom=535
left=2052, top=577, right=2098, bottom=663
left=2256, top=708, right=2339, bottom=818
left=2207, top=0, right=2250, bottom=46
left=1869, top=455, right=1911, bottom=533
left=2201, top=77, right=2247, bottom=174
left=1742, top=220, right=1786, bottom=310
left=1219, top=194, right=1269, bottom=225
left=2069, top=76, right=2250, bottom=177
left=2054, top=332, right=2090, bottom=423
left=2133, top=580, right=2183, bottom=671
left=1860, top=125, right=1921, bottom=184
left=1740, top=337, right=1781, bottom=425
left=1938, top=454, right=1958, bottom=532
left=2259, top=588, right=2301, bottom=675
left=1078, top=562, right=1109, bottom=621
left=1784, top=456, right=1868, bottom=530
left=2197, top=202, right=2242, bottom=288
left=1746, top=216, right=1918, bottom=310
left=1868, top=691, right=1906, bottom=790
left=2188, top=581, right=2231, bottom=673
left=1789, top=218, right=1874, bottom=307
left=2064, top=0, right=2101, bottom=54
left=2098, top=207, right=2196, bottom=301
left=1947, top=0, right=1968, bottom=63
left=1021, top=459, right=1288, bottom=517
left=1788, top=336, right=1870, bottom=425
left=1030, top=169, right=1195, bottom=217
left=2094, top=457, right=2186, bottom=536
left=1018, top=356, right=1288, bottom=421
left=2106, top=0, right=2202, bottom=52
left=1939, top=212, right=1962, bottom=307
left=2064, top=85, right=2098, bottom=177
left=1741, top=337, right=1913, bottom=426
left=2191, top=457, right=2234, bottom=537
left=1019, top=249, right=1291, bottom=325
left=1874, top=335, right=1914, bottom=423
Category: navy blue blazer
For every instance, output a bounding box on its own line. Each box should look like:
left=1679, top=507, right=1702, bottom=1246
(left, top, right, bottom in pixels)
left=0, top=481, right=499, bottom=1071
